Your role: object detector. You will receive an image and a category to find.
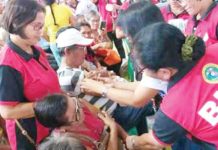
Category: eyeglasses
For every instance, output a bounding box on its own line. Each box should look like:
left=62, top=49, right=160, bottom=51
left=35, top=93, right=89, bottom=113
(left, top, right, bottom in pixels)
left=74, top=98, right=81, bottom=122
left=67, top=97, right=81, bottom=125
left=29, top=22, right=44, bottom=31
left=129, top=51, right=146, bottom=80
left=90, top=19, right=100, bottom=23
left=73, top=45, right=87, bottom=51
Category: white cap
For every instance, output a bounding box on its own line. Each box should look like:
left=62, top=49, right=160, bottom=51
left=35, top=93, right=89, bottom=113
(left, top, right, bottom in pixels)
left=56, top=28, right=93, bottom=48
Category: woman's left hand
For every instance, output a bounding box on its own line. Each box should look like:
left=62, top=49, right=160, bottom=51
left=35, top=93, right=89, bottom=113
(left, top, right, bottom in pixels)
left=80, top=79, right=105, bottom=94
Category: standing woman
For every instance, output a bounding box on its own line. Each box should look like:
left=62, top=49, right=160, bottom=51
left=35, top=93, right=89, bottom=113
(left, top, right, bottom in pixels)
left=126, top=22, right=218, bottom=149
left=0, top=0, right=61, bottom=150
left=44, top=0, right=75, bottom=66
left=182, top=0, right=218, bottom=46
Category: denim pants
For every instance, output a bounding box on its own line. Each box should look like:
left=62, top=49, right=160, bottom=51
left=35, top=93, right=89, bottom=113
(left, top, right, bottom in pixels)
left=172, top=136, right=202, bottom=150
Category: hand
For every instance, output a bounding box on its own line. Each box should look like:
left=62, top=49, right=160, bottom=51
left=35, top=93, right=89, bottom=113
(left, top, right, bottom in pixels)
left=85, top=71, right=100, bottom=80
left=126, top=134, right=164, bottom=150
left=91, top=44, right=100, bottom=50
left=99, top=29, right=107, bottom=37
left=80, top=79, right=105, bottom=94
left=98, top=111, right=116, bottom=129
left=93, top=76, right=114, bottom=84
left=126, top=135, right=137, bottom=150
left=85, top=69, right=115, bottom=81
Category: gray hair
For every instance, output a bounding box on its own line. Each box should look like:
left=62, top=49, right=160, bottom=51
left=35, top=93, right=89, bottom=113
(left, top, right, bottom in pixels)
left=38, top=135, right=86, bottom=150
left=85, top=10, right=100, bottom=22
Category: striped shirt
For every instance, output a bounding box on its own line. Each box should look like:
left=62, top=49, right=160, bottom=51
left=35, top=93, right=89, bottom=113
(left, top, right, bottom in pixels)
left=57, top=67, right=117, bottom=114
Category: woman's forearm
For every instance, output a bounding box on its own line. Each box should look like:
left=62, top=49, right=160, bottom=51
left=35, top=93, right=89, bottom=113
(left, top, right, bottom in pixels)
left=91, top=42, right=112, bottom=50
left=113, top=81, right=139, bottom=91
left=117, top=124, right=128, bottom=141
left=0, top=102, right=34, bottom=119
left=106, top=88, right=152, bottom=107
left=107, top=124, right=118, bottom=150
left=81, top=79, right=157, bottom=107
left=106, top=88, right=138, bottom=106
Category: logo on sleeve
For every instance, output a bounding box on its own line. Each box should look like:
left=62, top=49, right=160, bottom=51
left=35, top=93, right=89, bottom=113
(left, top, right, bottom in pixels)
left=202, top=63, right=218, bottom=84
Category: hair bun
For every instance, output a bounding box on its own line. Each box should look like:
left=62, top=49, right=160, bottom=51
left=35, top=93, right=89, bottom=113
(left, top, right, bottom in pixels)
left=181, top=35, right=198, bottom=61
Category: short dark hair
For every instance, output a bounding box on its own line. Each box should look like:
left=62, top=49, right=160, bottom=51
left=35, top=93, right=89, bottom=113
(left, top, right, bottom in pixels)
left=133, top=22, right=205, bottom=71
left=56, top=26, right=75, bottom=39
left=116, top=1, right=164, bottom=38
left=34, top=94, right=69, bottom=128
left=59, top=45, right=80, bottom=57
left=1, top=0, right=45, bottom=38
left=75, top=22, right=91, bottom=31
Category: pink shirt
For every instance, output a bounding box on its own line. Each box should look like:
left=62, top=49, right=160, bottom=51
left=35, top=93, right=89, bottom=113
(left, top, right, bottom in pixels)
left=97, top=0, right=118, bottom=32
left=185, top=2, right=218, bottom=46
left=161, top=44, right=218, bottom=148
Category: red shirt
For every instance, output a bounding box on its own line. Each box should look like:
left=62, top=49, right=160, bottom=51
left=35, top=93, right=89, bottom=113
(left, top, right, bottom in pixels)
left=185, top=2, right=218, bottom=46
left=161, top=44, right=218, bottom=148
left=55, top=105, right=104, bottom=149
left=0, top=40, right=61, bottom=150
left=69, top=106, right=104, bottom=149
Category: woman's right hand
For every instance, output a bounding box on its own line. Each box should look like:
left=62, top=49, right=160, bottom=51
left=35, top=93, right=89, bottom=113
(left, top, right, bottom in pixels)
left=97, top=111, right=116, bottom=129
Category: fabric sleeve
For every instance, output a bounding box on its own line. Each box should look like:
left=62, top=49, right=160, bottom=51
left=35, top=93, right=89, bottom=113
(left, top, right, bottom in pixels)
left=58, top=69, right=84, bottom=96
left=152, top=109, right=187, bottom=145
left=0, top=65, right=24, bottom=105
left=139, top=73, right=168, bottom=93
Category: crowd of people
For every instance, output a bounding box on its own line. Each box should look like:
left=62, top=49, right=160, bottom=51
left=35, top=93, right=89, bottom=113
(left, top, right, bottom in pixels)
left=0, top=0, right=218, bottom=150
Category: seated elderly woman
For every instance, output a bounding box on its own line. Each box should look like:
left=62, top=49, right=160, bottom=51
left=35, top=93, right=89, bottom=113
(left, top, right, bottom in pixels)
left=34, top=94, right=127, bottom=150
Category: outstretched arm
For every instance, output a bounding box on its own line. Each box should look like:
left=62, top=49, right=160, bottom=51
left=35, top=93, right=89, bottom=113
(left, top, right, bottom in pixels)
left=81, top=79, right=159, bottom=107
left=98, top=111, right=119, bottom=150
left=126, top=110, right=187, bottom=150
